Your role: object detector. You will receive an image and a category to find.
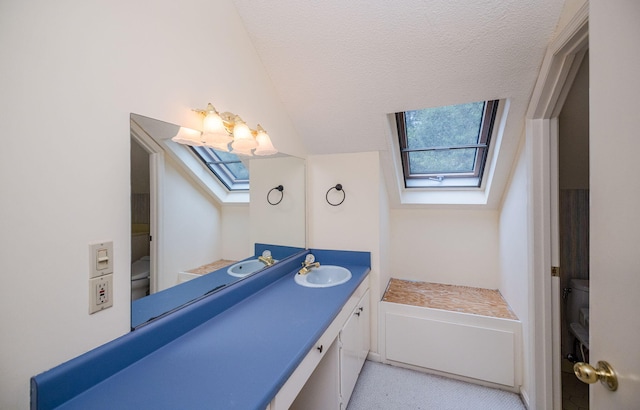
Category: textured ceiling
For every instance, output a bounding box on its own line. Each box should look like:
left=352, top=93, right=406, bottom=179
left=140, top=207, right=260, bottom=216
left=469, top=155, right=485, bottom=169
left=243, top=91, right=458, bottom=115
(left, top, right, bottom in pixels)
left=232, top=0, right=564, bottom=204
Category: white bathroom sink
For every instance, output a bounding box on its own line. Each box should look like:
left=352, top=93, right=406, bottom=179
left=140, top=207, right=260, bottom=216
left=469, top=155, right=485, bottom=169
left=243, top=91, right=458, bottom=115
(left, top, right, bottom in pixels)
left=295, top=265, right=352, bottom=288
left=227, top=259, right=273, bottom=278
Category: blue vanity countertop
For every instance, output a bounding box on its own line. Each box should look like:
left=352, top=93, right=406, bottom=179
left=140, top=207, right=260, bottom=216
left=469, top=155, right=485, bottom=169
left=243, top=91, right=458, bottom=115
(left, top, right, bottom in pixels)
left=56, top=259, right=369, bottom=409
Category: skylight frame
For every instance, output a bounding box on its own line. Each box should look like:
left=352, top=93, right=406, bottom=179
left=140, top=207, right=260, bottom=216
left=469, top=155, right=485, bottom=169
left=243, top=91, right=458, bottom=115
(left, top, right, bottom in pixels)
left=396, top=100, right=499, bottom=188
left=189, top=146, right=250, bottom=191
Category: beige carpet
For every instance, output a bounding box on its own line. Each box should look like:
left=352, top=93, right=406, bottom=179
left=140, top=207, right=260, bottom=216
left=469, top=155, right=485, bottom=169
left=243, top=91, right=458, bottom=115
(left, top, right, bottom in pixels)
left=347, top=361, right=526, bottom=410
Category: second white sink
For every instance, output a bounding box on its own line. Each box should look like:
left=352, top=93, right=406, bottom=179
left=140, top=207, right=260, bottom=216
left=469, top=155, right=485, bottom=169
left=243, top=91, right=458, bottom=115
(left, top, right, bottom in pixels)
left=227, top=259, right=272, bottom=278
left=295, top=265, right=352, bottom=288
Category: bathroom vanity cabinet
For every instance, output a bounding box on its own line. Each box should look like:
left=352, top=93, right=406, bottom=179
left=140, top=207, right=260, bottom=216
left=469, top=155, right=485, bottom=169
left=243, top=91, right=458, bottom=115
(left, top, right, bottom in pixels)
left=270, top=281, right=370, bottom=410
left=32, top=250, right=372, bottom=410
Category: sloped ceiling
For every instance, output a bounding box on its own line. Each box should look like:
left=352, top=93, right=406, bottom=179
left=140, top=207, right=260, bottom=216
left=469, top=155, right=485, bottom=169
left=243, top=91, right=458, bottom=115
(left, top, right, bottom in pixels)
left=232, top=0, right=564, bottom=206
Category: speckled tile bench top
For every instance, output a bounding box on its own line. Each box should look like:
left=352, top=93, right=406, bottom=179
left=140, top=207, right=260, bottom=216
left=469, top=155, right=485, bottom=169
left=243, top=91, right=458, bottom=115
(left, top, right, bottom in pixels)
left=186, top=259, right=237, bottom=275
left=382, top=278, right=518, bottom=320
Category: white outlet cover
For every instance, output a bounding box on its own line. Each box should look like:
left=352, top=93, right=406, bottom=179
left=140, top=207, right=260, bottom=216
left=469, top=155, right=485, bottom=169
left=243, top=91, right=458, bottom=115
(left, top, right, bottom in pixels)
left=89, top=274, right=113, bottom=314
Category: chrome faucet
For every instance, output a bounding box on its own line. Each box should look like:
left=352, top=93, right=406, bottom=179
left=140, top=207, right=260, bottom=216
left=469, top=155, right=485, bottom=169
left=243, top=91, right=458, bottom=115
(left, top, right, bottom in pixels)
left=258, top=250, right=275, bottom=267
left=298, top=253, right=320, bottom=275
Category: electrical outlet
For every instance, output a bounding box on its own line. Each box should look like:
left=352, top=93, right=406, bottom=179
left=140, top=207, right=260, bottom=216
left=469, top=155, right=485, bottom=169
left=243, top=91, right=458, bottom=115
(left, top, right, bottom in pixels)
left=97, top=281, right=108, bottom=304
left=89, top=274, right=113, bottom=314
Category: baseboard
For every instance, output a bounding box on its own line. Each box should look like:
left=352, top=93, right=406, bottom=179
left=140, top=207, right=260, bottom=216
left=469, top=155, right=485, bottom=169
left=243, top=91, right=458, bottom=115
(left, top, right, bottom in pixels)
left=366, top=351, right=381, bottom=363
left=520, top=387, right=531, bottom=409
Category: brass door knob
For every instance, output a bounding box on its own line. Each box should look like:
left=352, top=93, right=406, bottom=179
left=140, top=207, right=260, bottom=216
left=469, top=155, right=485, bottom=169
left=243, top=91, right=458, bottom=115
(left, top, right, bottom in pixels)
left=574, top=361, right=618, bottom=391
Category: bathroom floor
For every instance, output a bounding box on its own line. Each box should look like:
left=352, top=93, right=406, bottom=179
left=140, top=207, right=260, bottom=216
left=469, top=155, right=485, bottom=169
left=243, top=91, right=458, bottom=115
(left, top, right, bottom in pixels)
left=382, top=278, right=518, bottom=320
left=347, top=361, right=525, bottom=410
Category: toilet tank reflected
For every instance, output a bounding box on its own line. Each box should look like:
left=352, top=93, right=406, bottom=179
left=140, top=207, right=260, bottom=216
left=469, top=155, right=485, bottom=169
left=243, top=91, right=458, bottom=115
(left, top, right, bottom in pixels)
left=567, top=278, right=589, bottom=357
left=131, top=256, right=151, bottom=301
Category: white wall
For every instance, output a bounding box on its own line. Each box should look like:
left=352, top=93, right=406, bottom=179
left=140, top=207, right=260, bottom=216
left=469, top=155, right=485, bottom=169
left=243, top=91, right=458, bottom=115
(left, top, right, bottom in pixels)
left=161, top=159, right=222, bottom=290
left=0, top=1, right=302, bottom=407
left=221, top=204, right=251, bottom=261
left=307, top=152, right=382, bottom=353
left=498, top=139, right=530, bottom=398
left=391, top=209, right=500, bottom=289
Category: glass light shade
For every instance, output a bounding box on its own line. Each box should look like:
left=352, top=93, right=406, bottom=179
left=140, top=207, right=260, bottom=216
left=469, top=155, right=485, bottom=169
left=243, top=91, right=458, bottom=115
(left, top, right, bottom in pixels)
left=203, top=111, right=227, bottom=137
left=254, top=130, right=278, bottom=156
left=232, top=121, right=253, bottom=140
left=232, top=121, right=257, bottom=151
left=201, top=132, right=232, bottom=151
left=171, top=127, right=204, bottom=146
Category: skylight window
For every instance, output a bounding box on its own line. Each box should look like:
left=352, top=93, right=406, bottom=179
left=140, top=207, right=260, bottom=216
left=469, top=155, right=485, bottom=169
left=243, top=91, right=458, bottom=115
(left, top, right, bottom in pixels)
left=190, top=146, right=249, bottom=191
left=396, top=100, right=498, bottom=188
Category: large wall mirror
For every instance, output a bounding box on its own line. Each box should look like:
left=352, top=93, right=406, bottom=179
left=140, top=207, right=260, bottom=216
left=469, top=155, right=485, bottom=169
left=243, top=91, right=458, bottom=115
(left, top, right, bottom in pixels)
left=130, top=113, right=306, bottom=328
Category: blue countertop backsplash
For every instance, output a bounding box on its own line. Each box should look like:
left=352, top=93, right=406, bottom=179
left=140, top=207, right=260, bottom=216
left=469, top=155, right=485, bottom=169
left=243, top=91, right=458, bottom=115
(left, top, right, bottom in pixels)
left=31, top=248, right=370, bottom=410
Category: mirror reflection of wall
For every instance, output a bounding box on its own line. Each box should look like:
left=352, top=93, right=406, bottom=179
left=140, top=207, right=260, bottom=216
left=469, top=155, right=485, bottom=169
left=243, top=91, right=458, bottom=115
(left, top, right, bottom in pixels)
left=130, top=113, right=306, bottom=328
left=250, top=157, right=306, bottom=248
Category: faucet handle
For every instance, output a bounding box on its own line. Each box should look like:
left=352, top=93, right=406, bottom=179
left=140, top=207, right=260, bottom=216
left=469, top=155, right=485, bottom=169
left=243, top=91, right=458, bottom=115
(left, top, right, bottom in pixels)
left=305, top=254, right=315, bottom=264
left=262, top=250, right=272, bottom=258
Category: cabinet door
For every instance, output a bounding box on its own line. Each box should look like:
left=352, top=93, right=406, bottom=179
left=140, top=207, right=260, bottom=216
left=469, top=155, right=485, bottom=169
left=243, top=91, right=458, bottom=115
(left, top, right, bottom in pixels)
left=340, top=307, right=361, bottom=407
left=358, top=289, right=370, bottom=364
left=340, top=289, right=370, bottom=408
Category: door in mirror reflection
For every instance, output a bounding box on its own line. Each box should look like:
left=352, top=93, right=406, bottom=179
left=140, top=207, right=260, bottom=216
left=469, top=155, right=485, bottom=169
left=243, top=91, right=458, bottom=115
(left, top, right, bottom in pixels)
left=130, top=137, right=152, bottom=301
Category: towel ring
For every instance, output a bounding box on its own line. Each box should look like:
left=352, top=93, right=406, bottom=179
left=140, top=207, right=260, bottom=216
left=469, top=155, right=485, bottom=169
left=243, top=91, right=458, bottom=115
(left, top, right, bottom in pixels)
left=267, top=185, right=284, bottom=205
left=325, top=184, right=346, bottom=206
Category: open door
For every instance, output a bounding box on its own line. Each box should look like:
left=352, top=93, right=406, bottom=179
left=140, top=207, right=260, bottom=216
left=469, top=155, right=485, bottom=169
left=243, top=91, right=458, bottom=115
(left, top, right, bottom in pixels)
left=586, top=1, right=640, bottom=407
left=531, top=3, right=640, bottom=407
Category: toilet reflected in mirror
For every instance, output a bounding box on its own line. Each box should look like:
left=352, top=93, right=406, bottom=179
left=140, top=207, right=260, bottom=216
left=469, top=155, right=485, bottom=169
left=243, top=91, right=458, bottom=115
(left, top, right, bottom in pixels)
left=567, top=279, right=589, bottom=361
left=131, top=256, right=151, bottom=301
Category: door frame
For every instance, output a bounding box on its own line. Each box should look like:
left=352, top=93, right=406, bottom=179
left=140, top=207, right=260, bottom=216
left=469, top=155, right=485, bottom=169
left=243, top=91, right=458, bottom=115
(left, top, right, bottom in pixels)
left=130, top=118, right=165, bottom=295
left=526, top=4, right=588, bottom=409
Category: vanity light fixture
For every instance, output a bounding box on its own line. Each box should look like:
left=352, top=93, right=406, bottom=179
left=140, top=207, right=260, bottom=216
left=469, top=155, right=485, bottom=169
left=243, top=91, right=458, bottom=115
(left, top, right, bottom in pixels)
left=171, top=103, right=278, bottom=156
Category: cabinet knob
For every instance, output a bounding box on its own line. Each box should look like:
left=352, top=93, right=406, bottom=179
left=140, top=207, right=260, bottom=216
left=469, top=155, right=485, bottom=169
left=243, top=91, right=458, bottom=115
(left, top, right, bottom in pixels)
left=317, top=345, right=323, bottom=353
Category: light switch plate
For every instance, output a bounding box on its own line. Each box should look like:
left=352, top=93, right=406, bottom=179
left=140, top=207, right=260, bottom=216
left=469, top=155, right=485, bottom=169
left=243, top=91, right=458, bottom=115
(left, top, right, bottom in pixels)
left=89, top=241, right=113, bottom=278
left=89, top=274, right=113, bottom=314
